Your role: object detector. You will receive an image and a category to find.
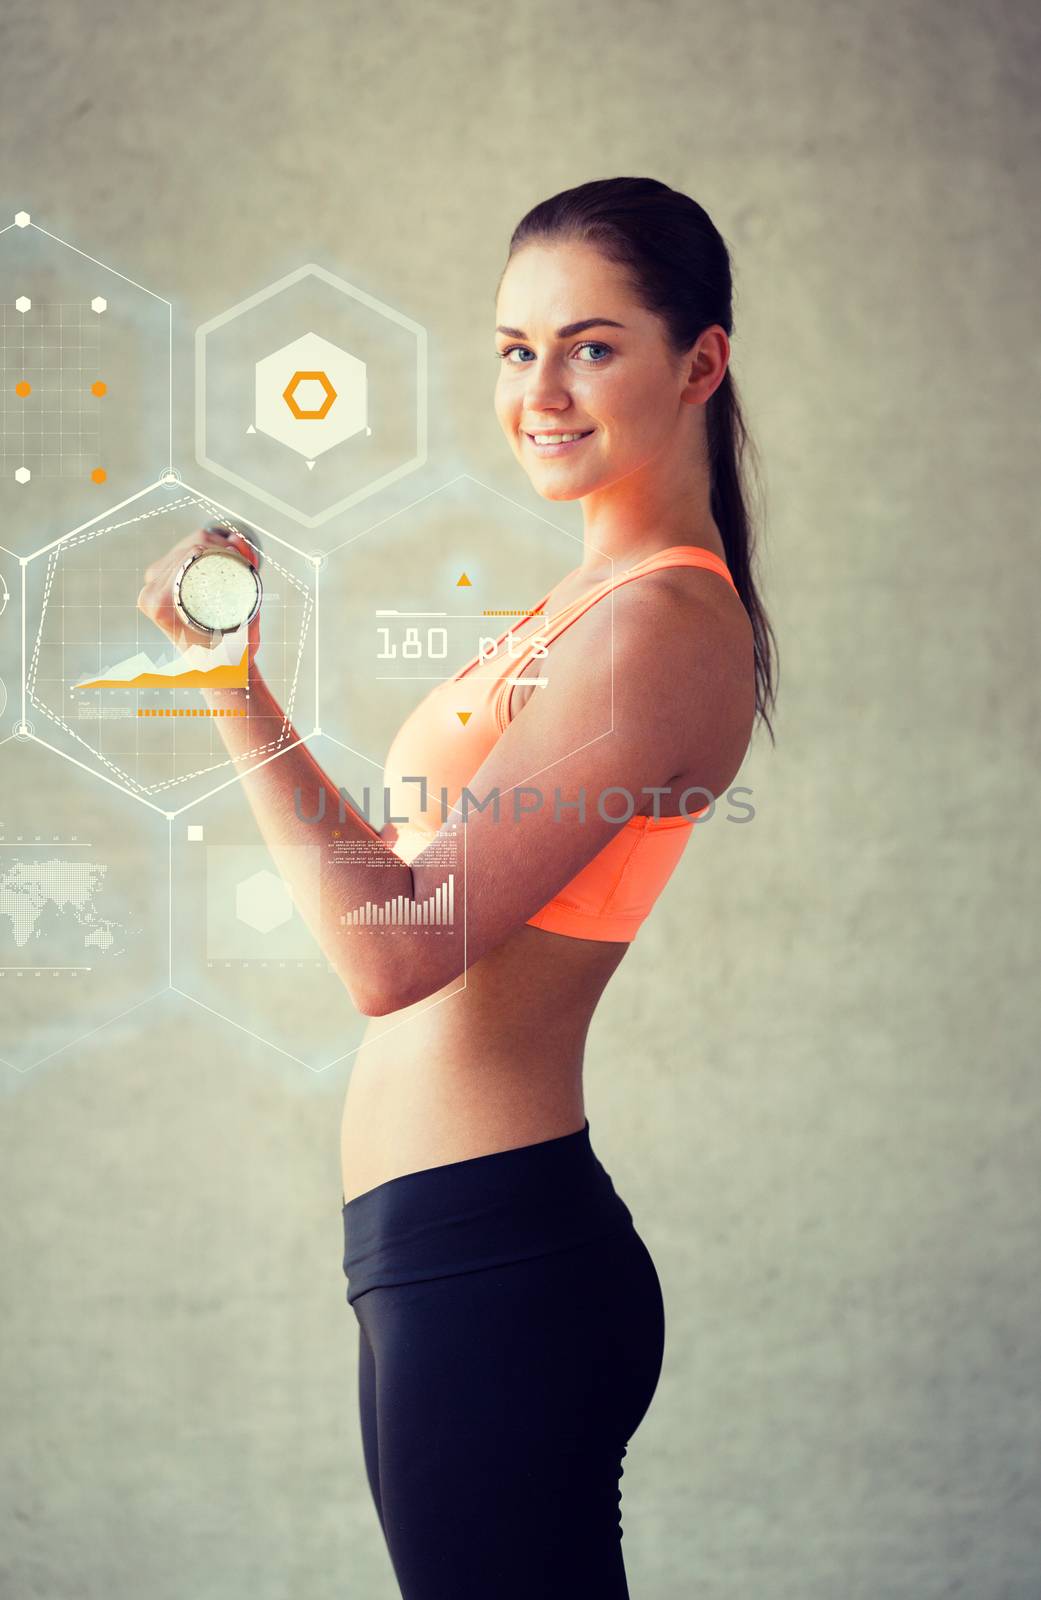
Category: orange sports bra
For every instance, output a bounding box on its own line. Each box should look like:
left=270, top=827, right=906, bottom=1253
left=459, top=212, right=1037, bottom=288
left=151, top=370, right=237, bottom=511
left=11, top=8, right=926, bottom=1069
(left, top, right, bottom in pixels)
left=381, top=545, right=739, bottom=943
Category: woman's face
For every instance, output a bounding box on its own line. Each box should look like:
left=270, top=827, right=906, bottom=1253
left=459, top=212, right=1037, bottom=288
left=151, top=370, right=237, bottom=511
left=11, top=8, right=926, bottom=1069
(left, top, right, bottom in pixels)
left=494, top=239, right=694, bottom=502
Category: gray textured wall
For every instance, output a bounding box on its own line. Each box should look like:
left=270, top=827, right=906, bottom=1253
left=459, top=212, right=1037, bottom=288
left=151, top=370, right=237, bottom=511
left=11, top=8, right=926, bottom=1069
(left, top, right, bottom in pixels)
left=1, top=1, right=1039, bottom=1596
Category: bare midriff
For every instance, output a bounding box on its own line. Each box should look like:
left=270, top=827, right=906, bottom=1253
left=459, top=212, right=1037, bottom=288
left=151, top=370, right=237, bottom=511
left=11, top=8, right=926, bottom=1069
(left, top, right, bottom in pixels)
left=339, top=924, right=628, bottom=1202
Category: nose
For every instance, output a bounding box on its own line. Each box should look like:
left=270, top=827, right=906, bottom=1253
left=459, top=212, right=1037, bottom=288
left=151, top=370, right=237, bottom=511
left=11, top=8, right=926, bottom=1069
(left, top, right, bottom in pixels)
left=522, top=359, right=572, bottom=414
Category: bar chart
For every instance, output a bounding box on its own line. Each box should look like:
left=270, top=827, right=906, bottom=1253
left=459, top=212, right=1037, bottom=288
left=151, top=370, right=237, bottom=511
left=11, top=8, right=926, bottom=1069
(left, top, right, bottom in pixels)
left=342, top=873, right=455, bottom=929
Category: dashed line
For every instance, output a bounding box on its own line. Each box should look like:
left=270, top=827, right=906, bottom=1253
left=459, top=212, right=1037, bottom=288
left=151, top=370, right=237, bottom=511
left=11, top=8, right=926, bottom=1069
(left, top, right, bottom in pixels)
left=25, top=492, right=313, bottom=797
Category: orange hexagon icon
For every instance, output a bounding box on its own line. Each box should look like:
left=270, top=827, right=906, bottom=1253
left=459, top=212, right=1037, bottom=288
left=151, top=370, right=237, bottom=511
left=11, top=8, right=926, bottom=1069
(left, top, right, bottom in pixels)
left=282, top=370, right=337, bottom=420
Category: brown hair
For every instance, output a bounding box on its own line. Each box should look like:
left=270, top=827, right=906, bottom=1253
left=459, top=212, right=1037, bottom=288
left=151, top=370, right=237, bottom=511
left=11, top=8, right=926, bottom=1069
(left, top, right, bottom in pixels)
left=502, top=176, right=778, bottom=744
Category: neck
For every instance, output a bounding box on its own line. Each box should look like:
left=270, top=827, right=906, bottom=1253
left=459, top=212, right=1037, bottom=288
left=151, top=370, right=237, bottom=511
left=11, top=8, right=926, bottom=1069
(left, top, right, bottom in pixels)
left=576, top=518, right=727, bottom=584
left=575, top=431, right=724, bottom=577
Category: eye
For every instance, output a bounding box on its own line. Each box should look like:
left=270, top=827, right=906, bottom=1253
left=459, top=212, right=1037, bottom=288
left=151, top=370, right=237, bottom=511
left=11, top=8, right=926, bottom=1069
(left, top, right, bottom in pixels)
left=495, top=340, right=613, bottom=366
left=574, top=342, right=612, bottom=363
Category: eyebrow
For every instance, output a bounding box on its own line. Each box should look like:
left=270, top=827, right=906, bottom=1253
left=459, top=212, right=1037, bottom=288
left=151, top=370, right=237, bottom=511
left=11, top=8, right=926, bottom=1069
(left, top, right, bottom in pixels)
left=495, top=317, right=626, bottom=340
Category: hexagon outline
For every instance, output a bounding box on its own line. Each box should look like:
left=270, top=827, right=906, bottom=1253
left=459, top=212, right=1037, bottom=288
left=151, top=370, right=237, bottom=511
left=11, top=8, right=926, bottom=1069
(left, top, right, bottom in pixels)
left=21, top=475, right=320, bottom=815
left=235, top=867, right=295, bottom=934
left=282, top=370, right=337, bottom=420
left=26, top=493, right=313, bottom=800
left=1, top=211, right=174, bottom=477
left=195, top=262, right=427, bottom=528
left=25, top=493, right=314, bottom=805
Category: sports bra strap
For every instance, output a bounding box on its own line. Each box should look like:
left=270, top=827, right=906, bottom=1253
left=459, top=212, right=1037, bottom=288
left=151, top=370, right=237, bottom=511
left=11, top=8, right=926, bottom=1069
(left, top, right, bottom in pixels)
left=534, top=545, right=735, bottom=641
left=492, top=544, right=737, bottom=726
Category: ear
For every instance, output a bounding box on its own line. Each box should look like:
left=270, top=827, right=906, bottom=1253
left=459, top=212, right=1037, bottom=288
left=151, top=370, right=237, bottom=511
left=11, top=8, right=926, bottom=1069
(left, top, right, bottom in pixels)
left=682, top=325, right=730, bottom=405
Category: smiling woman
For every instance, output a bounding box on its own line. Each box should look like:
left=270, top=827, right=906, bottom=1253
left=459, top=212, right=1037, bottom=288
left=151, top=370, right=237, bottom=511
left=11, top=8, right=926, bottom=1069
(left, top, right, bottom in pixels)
left=136, top=175, right=777, bottom=1599
left=497, top=313, right=627, bottom=454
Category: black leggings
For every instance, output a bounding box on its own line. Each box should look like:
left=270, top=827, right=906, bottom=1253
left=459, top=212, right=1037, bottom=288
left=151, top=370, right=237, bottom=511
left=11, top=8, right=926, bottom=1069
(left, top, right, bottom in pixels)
left=341, top=1119, right=666, bottom=1600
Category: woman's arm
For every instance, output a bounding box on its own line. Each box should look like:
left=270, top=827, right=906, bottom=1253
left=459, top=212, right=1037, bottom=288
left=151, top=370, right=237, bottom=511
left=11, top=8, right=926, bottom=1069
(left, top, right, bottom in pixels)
left=139, top=529, right=753, bottom=1017
left=138, top=528, right=413, bottom=1016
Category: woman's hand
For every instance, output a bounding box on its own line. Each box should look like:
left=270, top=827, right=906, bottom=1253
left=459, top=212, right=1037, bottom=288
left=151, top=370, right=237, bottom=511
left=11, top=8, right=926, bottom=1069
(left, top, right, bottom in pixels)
left=136, top=526, right=262, bottom=663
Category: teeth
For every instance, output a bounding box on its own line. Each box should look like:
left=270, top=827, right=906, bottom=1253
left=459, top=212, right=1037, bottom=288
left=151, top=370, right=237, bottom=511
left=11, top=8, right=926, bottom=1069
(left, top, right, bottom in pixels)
left=531, top=431, right=588, bottom=445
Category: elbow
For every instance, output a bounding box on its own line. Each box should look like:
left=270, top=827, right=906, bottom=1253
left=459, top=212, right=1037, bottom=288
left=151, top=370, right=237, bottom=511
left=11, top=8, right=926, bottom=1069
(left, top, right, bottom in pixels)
left=332, top=942, right=403, bottom=1018
left=348, top=978, right=398, bottom=1017
left=350, top=963, right=449, bottom=1018
left=341, top=930, right=451, bottom=1017
left=353, top=987, right=398, bottom=1018
left=347, top=962, right=412, bottom=1017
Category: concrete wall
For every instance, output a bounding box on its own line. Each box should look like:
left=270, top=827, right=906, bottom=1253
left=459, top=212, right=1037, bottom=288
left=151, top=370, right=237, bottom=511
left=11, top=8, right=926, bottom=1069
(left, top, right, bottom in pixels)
left=1, top=1, right=1038, bottom=1595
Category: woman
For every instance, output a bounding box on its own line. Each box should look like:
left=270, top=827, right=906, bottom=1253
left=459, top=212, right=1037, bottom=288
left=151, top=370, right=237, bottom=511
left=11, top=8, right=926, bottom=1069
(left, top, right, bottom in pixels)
left=139, top=176, right=777, bottom=1599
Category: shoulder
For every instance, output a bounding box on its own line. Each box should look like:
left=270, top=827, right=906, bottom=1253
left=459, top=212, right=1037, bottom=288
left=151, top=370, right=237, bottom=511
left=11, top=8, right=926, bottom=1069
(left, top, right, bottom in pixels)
left=586, top=560, right=754, bottom=687
left=642, top=559, right=751, bottom=639
left=593, top=563, right=756, bottom=789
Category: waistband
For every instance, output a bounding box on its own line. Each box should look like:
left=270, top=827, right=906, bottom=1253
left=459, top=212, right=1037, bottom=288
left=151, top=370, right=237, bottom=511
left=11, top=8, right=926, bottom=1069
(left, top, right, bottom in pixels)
left=341, top=1118, right=633, bottom=1305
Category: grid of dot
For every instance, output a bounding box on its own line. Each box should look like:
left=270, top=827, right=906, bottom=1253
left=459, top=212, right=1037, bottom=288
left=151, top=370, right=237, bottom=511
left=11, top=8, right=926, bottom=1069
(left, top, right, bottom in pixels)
left=1, top=302, right=104, bottom=479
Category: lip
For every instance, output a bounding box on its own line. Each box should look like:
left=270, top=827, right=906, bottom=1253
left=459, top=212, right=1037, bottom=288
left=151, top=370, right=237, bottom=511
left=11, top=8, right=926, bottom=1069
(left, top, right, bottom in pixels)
left=524, top=429, right=595, bottom=457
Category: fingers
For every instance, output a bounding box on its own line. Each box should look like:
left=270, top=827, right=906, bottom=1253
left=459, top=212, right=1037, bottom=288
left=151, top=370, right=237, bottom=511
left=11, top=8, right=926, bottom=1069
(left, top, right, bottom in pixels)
left=141, top=531, right=208, bottom=587
left=209, top=527, right=261, bottom=568
left=140, top=526, right=241, bottom=587
left=137, top=525, right=261, bottom=622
